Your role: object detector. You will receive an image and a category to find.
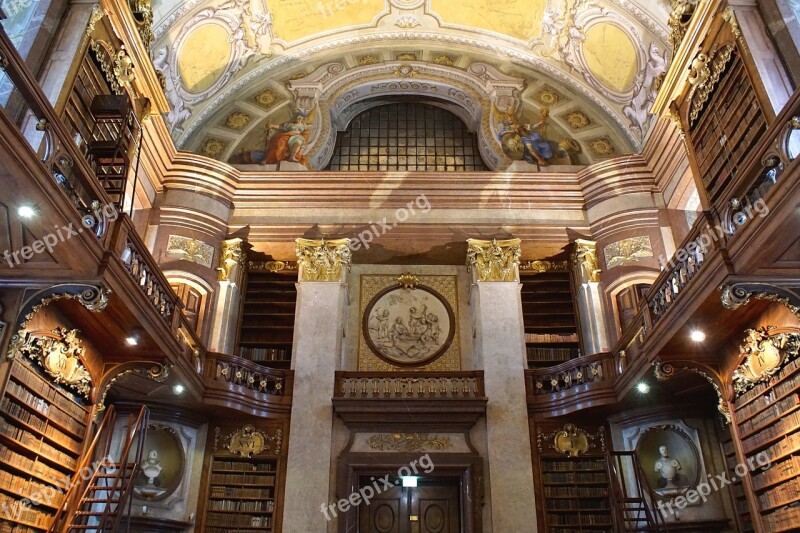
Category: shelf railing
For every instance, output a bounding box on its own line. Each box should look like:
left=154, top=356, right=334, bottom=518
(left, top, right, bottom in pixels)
left=205, top=352, right=292, bottom=398
left=334, top=371, right=485, bottom=400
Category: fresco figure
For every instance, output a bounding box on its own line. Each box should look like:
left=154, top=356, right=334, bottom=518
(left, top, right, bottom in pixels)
left=498, top=108, right=554, bottom=166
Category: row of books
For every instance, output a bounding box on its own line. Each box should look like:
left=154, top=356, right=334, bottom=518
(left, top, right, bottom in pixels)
left=208, top=499, right=274, bottom=512
left=0, top=493, right=53, bottom=528
left=547, top=499, right=610, bottom=510
left=0, top=399, right=80, bottom=454
left=525, top=333, right=579, bottom=343
left=752, top=456, right=798, bottom=492
left=237, top=347, right=290, bottom=362
left=210, top=486, right=272, bottom=499
left=543, top=471, right=608, bottom=484
left=544, top=486, right=609, bottom=498
left=742, top=411, right=800, bottom=453
left=740, top=393, right=799, bottom=438
left=0, top=469, right=63, bottom=509
left=214, top=460, right=275, bottom=472
left=0, top=421, right=77, bottom=469
left=5, top=381, right=84, bottom=437
left=0, top=522, right=41, bottom=533
left=0, top=444, right=67, bottom=489
left=736, top=357, right=800, bottom=408
left=542, top=459, right=605, bottom=472
left=206, top=512, right=272, bottom=528
left=547, top=513, right=612, bottom=526
left=210, top=473, right=276, bottom=485
left=526, top=346, right=577, bottom=361
left=757, top=478, right=799, bottom=510
left=11, top=363, right=87, bottom=420
left=763, top=503, right=800, bottom=531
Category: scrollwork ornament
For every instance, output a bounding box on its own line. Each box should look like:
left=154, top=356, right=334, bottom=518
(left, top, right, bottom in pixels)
left=113, top=49, right=136, bottom=90
left=16, top=328, right=93, bottom=399
left=367, top=433, right=452, bottom=452
left=732, top=327, right=799, bottom=395
left=466, top=238, right=521, bottom=282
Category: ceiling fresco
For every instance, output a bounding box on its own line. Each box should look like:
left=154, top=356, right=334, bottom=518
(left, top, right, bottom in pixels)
left=149, top=0, right=672, bottom=169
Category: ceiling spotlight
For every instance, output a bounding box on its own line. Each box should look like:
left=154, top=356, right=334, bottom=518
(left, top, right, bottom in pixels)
left=18, top=206, right=35, bottom=218
left=636, top=382, right=650, bottom=394
left=690, top=330, right=706, bottom=342
left=125, top=336, right=138, bottom=346
left=172, top=384, right=185, bottom=395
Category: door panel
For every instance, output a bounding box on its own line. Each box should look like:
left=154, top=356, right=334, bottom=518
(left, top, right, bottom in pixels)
left=360, top=486, right=406, bottom=533
left=412, top=486, right=460, bottom=533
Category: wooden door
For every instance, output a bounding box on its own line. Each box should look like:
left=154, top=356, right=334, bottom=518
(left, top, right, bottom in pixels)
left=410, top=485, right=460, bottom=533
left=358, top=479, right=460, bottom=533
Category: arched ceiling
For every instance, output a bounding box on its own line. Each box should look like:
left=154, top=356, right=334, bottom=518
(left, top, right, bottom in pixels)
left=150, top=0, right=672, bottom=167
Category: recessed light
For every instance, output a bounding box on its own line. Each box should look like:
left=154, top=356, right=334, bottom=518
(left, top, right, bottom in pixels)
left=125, top=336, right=138, bottom=346
left=636, top=382, right=650, bottom=394
left=172, top=384, right=185, bottom=395
left=18, top=206, right=35, bottom=218
left=690, top=330, right=706, bottom=342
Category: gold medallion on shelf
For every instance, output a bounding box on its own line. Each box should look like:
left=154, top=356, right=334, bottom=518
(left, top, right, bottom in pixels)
left=295, top=238, right=352, bottom=282
left=216, top=424, right=283, bottom=457
left=14, top=328, right=92, bottom=398
left=538, top=424, right=605, bottom=457
left=519, top=260, right=569, bottom=274
left=367, top=433, right=452, bottom=452
left=248, top=260, right=299, bottom=273
left=732, top=327, right=800, bottom=395
left=466, top=238, right=521, bottom=282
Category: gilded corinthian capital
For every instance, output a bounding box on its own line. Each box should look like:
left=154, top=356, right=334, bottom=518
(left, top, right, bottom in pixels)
left=295, top=238, right=352, bottom=282
left=571, top=239, right=601, bottom=283
left=466, top=238, right=521, bottom=282
left=218, top=238, right=246, bottom=283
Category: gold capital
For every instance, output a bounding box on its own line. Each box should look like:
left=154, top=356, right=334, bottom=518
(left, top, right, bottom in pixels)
left=466, top=238, right=521, bottom=282
left=295, top=238, right=352, bottom=282
left=571, top=239, right=601, bottom=283
left=218, top=238, right=246, bottom=282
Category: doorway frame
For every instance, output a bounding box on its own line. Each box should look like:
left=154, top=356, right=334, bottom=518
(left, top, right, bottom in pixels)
left=336, top=452, right=483, bottom=533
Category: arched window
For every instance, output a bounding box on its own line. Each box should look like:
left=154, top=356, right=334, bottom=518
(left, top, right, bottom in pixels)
left=327, top=102, right=488, bottom=171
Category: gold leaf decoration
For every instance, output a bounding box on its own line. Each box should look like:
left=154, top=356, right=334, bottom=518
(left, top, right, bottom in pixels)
left=367, top=433, right=452, bottom=452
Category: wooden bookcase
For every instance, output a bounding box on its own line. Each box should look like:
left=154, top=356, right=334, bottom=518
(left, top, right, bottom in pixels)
left=689, top=48, right=767, bottom=206
left=731, top=354, right=800, bottom=532
left=720, top=432, right=753, bottom=532
left=0, top=358, right=90, bottom=532
left=199, top=422, right=286, bottom=533
left=539, top=455, right=613, bottom=532
left=521, top=271, right=580, bottom=369
left=238, top=271, right=297, bottom=369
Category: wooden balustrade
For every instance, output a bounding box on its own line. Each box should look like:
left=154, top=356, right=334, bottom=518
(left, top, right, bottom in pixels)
left=525, top=353, right=615, bottom=395
left=0, top=25, right=115, bottom=240
left=334, top=371, right=484, bottom=400
left=205, top=353, right=292, bottom=397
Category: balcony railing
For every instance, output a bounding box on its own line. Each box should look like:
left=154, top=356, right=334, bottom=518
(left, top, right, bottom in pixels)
left=0, top=25, right=114, bottom=241
left=334, top=371, right=484, bottom=400
left=203, top=353, right=294, bottom=415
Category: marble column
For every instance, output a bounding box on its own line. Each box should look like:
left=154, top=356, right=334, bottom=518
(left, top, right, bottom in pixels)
left=208, top=238, right=245, bottom=354
left=571, top=239, right=611, bottom=356
left=282, top=238, right=351, bottom=533
left=466, top=238, right=538, bottom=532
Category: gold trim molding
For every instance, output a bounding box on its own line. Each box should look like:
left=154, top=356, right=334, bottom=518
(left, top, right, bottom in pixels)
left=466, top=238, right=521, bottom=282
left=367, top=433, right=452, bottom=452
left=295, top=238, right=352, bottom=282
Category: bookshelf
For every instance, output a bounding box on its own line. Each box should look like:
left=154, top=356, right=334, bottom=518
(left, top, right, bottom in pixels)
left=520, top=271, right=580, bottom=369
left=238, top=271, right=296, bottom=369
left=731, top=350, right=800, bottom=532
left=720, top=432, right=753, bottom=532
left=539, top=455, right=613, bottom=532
left=200, top=423, right=285, bottom=533
left=0, top=358, right=90, bottom=532
left=689, top=47, right=767, bottom=206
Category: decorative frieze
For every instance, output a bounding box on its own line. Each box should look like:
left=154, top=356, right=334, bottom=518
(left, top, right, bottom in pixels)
left=166, top=235, right=214, bottom=268
left=367, top=433, right=452, bottom=452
